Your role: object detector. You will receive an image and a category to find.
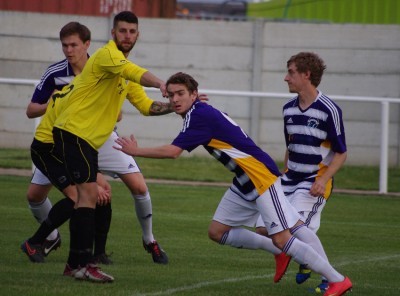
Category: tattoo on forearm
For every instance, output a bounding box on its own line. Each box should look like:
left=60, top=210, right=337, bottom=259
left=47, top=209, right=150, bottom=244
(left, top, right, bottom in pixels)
left=149, top=101, right=173, bottom=115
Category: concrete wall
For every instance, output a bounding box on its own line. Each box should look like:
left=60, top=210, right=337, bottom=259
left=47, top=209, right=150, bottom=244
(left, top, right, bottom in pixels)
left=1, top=11, right=400, bottom=165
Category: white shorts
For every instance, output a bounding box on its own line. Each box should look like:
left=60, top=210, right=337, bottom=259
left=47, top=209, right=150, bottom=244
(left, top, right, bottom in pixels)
left=286, top=189, right=326, bottom=232
left=98, top=130, right=141, bottom=178
left=255, top=189, right=326, bottom=233
left=213, top=179, right=301, bottom=236
left=31, top=167, right=51, bottom=186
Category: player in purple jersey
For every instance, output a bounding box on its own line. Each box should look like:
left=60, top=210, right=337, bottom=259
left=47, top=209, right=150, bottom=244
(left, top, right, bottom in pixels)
left=256, top=52, right=350, bottom=295
left=26, top=31, right=87, bottom=118
left=114, top=72, right=352, bottom=296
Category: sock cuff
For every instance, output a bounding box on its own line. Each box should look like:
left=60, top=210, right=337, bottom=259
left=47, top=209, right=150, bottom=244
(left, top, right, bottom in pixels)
left=219, top=231, right=230, bottom=245
left=290, top=223, right=306, bottom=235
left=132, top=191, right=150, bottom=201
left=282, top=236, right=296, bottom=253
left=28, top=197, right=50, bottom=208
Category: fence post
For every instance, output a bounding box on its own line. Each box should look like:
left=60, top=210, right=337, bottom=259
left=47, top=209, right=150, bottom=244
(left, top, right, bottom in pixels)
left=249, top=19, right=264, bottom=144
left=379, top=101, right=389, bottom=193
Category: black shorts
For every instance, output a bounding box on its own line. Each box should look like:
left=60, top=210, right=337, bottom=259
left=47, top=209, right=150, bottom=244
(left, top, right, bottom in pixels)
left=52, top=127, right=98, bottom=184
left=30, top=138, right=72, bottom=191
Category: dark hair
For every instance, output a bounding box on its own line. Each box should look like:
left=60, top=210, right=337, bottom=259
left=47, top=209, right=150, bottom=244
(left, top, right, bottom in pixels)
left=59, top=22, right=91, bottom=43
left=113, top=11, right=139, bottom=28
left=287, top=52, right=326, bottom=87
left=166, top=72, right=199, bottom=93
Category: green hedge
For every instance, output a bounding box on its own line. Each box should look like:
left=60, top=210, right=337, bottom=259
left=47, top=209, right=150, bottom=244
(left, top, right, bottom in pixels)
left=247, top=0, right=399, bottom=24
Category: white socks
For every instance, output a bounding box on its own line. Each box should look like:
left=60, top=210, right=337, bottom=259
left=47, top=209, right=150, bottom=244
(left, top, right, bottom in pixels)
left=291, top=224, right=329, bottom=261
left=223, top=225, right=344, bottom=283
left=223, top=228, right=281, bottom=255
left=284, top=236, right=344, bottom=283
left=29, top=197, right=58, bottom=240
left=133, top=192, right=154, bottom=244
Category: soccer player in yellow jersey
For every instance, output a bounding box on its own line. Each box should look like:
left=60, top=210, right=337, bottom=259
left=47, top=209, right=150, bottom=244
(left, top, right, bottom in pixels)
left=22, top=88, right=112, bottom=267
left=53, top=18, right=166, bottom=150
left=51, top=11, right=167, bottom=282
left=24, top=21, right=170, bottom=267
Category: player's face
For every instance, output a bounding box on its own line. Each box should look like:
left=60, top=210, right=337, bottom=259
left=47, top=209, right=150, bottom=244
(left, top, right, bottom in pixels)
left=284, top=62, right=309, bottom=93
left=61, top=34, right=90, bottom=66
left=167, top=84, right=198, bottom=116
left=112, top=21, right=139, bottom=55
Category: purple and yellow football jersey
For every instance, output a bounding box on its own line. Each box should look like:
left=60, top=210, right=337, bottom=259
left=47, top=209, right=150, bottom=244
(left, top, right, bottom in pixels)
left=172, top=100, right=281, bottom=201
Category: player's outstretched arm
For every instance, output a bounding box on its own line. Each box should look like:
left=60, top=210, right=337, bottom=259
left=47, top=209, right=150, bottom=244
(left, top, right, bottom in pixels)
left=114, top=134, right=182, bottom=159
left=148, top=93, right=209, bottom=116
left=140, top=71, right=167, bottom=97
left=149, top=101, right=174, bottom=116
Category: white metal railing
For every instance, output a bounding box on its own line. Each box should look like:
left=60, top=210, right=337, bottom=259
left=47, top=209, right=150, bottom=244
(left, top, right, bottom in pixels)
left=0, top=77, right=399, bottom=194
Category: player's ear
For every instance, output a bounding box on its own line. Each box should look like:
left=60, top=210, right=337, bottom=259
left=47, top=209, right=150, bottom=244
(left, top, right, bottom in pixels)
left=304, top=70, right=311, bottom=80
left=192, top=90, right=198, bottom=101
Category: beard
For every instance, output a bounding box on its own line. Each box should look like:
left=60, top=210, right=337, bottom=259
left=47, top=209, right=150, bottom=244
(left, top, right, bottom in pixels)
left=115, top=38, right=135, bottom=53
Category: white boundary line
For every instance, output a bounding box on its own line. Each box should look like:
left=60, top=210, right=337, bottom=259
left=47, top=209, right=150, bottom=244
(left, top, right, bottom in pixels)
left=133, top=254, right=400, bottom=296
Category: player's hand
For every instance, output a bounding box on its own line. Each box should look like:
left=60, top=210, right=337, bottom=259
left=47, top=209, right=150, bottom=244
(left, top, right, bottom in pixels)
left=309, top=179, right=326, bottom=197
left=97, top=185, right=111, bottom=205
left=160, top=83, right=167, bottom=98
left=198, top=93, right=209, bottom=103
left=114, top=134, right=138, bottom=156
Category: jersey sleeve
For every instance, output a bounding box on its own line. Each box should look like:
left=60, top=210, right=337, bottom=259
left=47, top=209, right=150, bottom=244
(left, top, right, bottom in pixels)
left=31, top=69, right=56, bottom=104
left=171, top=106, right=213, bottom=152
left=120, top=62, right=147, bottom=84
left=327, top=105, right=347, bottom=153
left=282, top=104, right=290, bottom=148
left=95, top=44, right=147, bottom=84
left=126, top=82, right=154, bottom=116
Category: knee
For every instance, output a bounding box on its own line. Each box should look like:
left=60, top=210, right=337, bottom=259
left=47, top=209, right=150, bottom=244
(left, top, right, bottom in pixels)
left=26, top=190, right=46, bottom=203
left=122, top=173, right=148, bottom=196
left=63, top=186, right=78, bottom=203
left=131, top=187, right=148, bottom=196
left=27, top=194, right=43, bottom=203
left=208, top=226, right=222, bottom=243
left=271, top=230, right=292, bottom=250
left=255, top=226, right=268, bottom=237
left=272, top=237, right=286, bottom=250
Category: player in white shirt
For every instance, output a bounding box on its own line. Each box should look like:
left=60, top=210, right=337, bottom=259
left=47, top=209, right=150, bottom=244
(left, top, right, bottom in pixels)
left=256, top=52, right=348, bottom=294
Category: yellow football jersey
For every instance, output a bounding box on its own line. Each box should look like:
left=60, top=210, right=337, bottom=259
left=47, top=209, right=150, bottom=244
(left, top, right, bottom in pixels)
left=34, top=84, right=74, bottom=143
left=53, top=40, right=148, bottom=149
left=126, top=81, right=154, bottom=116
